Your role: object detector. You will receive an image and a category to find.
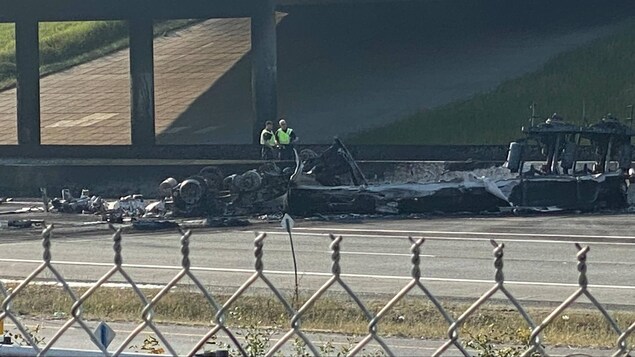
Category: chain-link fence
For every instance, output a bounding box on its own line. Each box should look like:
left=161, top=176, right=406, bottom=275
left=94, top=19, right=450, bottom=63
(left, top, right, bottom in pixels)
left=1, top=225, right=634, bottom=356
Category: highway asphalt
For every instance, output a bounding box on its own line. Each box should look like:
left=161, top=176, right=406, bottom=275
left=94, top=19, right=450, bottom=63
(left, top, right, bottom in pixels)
left=2, top=213, right=635, bottom=306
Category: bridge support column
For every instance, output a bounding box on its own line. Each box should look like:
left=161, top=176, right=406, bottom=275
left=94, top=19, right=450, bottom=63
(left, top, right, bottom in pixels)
left=15, top=19, right=40, bottom=148
left=129, top=17, right=156, bottom=146
left=251, top=0, right=277, bottom=144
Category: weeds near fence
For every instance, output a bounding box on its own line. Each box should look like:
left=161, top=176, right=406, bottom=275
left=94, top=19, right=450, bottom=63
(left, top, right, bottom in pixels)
left=200, top=306, right=388, bottom=357
left=4, top=286, right=633, bottom=348
left=129, top=335, right=166, bottom=355
left=465, top=327, right=542, bottom=357
left=3, top=323, right=46, bottom=347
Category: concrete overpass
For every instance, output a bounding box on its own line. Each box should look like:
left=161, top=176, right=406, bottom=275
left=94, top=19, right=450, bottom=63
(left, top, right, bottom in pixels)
left=0, top=0, right=277, bottom=154
left=0, top=0, right=400, bottom=154
left=0, top=0, right=633, bottom=158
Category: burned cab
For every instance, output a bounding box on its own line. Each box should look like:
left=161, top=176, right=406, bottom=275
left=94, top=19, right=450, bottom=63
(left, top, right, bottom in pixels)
left=505, top=113, right=634, bottom=210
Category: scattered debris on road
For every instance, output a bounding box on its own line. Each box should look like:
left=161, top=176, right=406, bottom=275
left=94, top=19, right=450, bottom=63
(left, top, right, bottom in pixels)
left=6, top=219, right=44, bottom=229
left=131, top=219, right=179, bottom=231
left=0, top=206, right=45, bottom=215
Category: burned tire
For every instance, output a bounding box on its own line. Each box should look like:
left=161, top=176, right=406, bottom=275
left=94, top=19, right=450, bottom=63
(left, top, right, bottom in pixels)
left=159, top=177, right=178, bottom=196
left=259, top=162, right=281, bottom=176
left=199, top=166, right=224, bottom=191
left=178, top=178, right=205, bottom=205
left=223, top=174, right=237, bottom=191
left=300, top=149, right=318, bottom=162
left=233, top=170, right=262, bottom=192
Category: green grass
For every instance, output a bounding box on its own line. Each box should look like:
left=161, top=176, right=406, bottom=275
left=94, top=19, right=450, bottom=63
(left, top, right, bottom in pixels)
left=0, top=20, right=198, bottom=89
left=4, top=285, right=635, bottom=349
left=348, top=21, right=635, bottom=145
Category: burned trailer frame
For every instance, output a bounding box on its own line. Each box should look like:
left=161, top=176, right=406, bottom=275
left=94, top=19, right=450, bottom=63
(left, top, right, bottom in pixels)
left=286, top=138, right=512, bottom=216
left=286, top=181, right=512, bottom=216
left=287, top=117, right=635, bottom=217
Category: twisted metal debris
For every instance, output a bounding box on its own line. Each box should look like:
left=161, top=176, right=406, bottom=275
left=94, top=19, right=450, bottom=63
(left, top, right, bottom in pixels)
left=0, top=226, right=633, bottom=356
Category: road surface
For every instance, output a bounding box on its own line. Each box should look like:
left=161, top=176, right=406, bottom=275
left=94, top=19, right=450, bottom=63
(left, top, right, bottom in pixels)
left=2, top=213, right=635, bottom=306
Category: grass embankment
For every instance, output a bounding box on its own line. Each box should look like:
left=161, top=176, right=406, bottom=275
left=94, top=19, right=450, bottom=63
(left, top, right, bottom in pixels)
left=5, top=286, right=634, bottom=349
left=349, top=22, right=635, bottom=145
left=0, top=20, right=197, bottom=89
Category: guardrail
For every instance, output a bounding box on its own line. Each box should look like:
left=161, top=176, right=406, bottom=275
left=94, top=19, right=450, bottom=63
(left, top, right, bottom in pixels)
left=1, top=226, right=634, bottom=356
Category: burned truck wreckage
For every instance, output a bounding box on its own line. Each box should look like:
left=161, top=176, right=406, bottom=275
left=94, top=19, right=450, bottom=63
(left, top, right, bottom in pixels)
left=161, top=164, right=294, bottom=217
left=160, top=114, right=635, bottom=218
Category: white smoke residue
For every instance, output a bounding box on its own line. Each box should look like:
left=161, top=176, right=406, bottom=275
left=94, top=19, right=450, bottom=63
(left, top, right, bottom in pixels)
left=380, top=163, right=517, bottom=184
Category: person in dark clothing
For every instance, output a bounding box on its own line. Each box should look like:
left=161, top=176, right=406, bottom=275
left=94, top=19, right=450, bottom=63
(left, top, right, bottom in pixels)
left=259, top=120, right=277, bottom=160
left=275, top=119, right=298, bottom=160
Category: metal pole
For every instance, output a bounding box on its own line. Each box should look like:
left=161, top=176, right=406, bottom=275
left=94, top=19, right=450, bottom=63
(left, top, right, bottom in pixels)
left=604, top=136, right=613, bottom=173
left=129, top=16, right=156, bottom=146
left=251, top=0, right=278, bottom=144
left=15, top=18, right=41, bottom=148
left=284, top=218, right=299, bottom=304
left=550, top=134, right=561, bottom=174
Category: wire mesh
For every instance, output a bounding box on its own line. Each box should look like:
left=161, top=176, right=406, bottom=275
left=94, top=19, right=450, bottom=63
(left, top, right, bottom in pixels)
left=0, top=225, right=633, bottom=357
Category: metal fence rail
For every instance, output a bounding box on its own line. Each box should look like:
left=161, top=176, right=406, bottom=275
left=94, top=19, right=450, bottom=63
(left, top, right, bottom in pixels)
left=1, top=225, right=634, bottom=357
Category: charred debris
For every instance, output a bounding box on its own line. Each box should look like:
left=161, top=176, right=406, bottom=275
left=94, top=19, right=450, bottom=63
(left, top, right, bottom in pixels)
left=287, top=114, right=635, bottom=216
left=42, top=162, right=293, bottom=224
left=156, top=113, right=635, bottom=218
left=39, top=114, right=635, bottom=221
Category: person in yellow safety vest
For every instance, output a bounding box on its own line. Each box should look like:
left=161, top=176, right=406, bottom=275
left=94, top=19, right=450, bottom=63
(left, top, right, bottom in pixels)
left=275, top=118, right=298, bottom=160
left=260, top=120, right=277, bottom=160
